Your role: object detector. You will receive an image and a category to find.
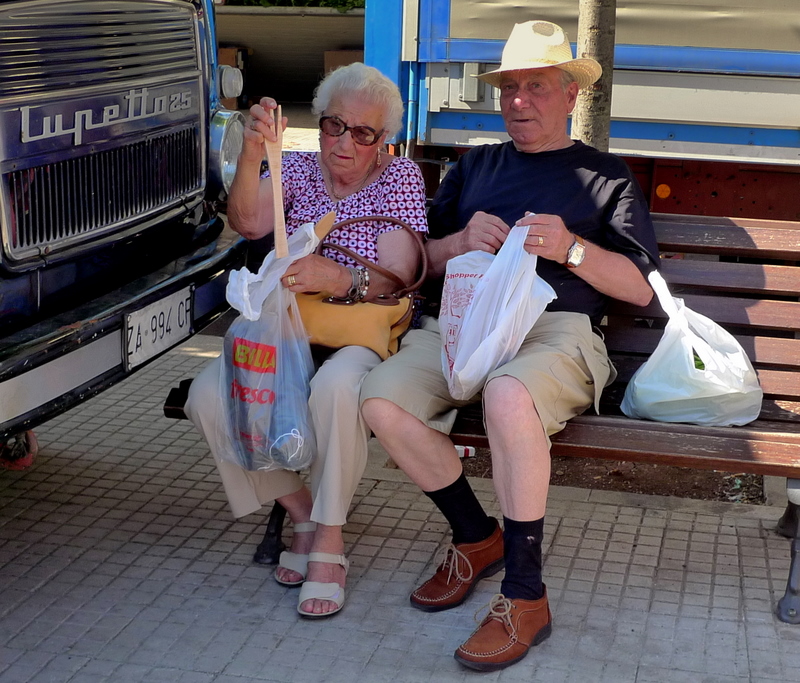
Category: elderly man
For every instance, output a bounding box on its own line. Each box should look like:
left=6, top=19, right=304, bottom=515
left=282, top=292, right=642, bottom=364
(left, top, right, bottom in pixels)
left=361, top=20, right=660, bottom=672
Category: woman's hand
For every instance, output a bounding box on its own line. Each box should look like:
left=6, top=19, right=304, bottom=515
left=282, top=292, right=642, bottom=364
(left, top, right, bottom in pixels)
left=282, top=255, right=350, bottom=298
left=241, top=97, right=288, bottom=163
left=227, top=97, right=288, bottom=241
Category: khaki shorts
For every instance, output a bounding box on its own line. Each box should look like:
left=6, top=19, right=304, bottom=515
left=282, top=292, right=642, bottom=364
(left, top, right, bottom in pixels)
left=360, top=311, right=616, bottom=446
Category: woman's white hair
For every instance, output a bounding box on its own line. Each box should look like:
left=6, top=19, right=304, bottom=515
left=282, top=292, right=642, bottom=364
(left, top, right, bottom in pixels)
left=312, top=62, right=404, bottom=139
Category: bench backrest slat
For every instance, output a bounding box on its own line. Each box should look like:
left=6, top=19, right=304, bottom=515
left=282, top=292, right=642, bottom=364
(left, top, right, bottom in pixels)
left=660, top=260, right=800, bottom=297
left=609, top=295, right=800, bottom=331
left=653, top=216, right=800, bottom=260
left=602, top=328, right=800, bottom=369
left=607, top=357, right=800, bottom=399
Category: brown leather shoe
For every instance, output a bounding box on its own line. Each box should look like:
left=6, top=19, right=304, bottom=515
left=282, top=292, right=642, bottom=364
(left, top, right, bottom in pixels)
left=410, top=520, right=504, bottom=612
left=454, top=590, right=552, bottom=672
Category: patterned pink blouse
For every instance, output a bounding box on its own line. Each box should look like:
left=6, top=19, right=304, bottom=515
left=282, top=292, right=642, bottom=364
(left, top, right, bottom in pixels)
left=262, top=152, right=428, bottom=267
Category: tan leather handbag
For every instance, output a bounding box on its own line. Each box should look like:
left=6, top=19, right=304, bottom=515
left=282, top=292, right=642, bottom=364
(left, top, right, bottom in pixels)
left=295, top=215, right=428, bottom=360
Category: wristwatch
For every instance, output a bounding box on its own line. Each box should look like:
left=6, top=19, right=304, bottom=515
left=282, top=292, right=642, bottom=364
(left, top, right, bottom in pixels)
left=565, top=235, right=586, bottom=269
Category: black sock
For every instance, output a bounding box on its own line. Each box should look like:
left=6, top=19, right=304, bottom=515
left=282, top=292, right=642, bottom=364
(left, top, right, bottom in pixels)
left=500, top=516, right=544, bottom=600
left=425, top=472, right=496, bottom=545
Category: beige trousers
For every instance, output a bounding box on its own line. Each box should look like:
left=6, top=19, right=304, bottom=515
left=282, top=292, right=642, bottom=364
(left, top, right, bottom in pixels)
left=186, top=345, right=381, bottom=524
left=360, top=312, right=615, bottom=447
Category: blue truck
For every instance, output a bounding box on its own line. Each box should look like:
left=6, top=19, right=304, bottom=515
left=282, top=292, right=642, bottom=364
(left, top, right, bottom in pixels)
left=0, top=0, right=246, bottom=465
left=365, top=0, right=800, bottom=220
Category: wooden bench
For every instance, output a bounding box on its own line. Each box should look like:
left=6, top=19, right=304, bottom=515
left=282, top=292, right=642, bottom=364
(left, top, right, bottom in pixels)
left=451, top=212, right=800, bottom=623
left=164, top=211, right=800, bottom=623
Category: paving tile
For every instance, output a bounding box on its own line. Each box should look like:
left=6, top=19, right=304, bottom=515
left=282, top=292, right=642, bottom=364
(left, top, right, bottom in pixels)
left=1, top=335, right=799, bottom=682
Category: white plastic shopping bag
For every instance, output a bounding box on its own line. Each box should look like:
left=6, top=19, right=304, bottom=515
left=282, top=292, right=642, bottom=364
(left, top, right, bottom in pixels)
left=213, top=222, right=320, bottom=471
left=620, top=270, right=762, bottom=426
left=440, top=225, right=557, bottom=400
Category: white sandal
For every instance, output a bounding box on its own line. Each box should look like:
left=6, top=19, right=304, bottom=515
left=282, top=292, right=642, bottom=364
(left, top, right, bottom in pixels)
left=274, top=522, right=317, bottom=587
left=297, top=552, right=350, bottom=618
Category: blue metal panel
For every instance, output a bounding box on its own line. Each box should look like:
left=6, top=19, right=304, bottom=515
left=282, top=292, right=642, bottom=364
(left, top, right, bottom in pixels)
left=426, top=111, right=800, bottom=149
left=365, top=0, right=408, bottom=144
left=365, top=0, right=405, bottom=86
left=428, top=111, right=507, bottom=134
left=609, top=121, right=800, bottom=148
left=418, top=0, right=451, bottom=62
left=616, top=45, right=800, bottom=77
left=202, top=0, right=220, bottom=110
left=420, top=33, right=800, bottom=77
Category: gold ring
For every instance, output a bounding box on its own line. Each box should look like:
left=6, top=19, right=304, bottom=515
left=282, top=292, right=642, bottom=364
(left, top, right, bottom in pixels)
left=288, top=275, right=296, bottom=286
left=538, top=235, right=544, bottom=246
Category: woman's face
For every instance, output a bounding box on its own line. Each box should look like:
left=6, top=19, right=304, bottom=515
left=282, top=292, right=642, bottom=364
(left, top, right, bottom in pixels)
left=319, top=95, right=386, bottom=181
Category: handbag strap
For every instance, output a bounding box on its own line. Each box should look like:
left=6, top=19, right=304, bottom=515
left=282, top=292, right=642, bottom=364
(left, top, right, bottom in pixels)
left=314, top=215, right=429, bottom=302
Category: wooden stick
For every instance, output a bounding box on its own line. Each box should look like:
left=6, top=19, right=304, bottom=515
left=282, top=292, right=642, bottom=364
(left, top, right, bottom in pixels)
left=264, top=105, right=288, bottom=258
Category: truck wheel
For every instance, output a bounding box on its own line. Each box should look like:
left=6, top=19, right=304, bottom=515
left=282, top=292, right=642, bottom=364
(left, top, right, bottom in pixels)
left=0, top=431, right=39, bottom=471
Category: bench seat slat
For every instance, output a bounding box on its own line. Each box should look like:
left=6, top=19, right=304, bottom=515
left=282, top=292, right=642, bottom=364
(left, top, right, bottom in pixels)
left=549, top=421, right=800, bottom=478
left=450, top=414, right=800, bottom=478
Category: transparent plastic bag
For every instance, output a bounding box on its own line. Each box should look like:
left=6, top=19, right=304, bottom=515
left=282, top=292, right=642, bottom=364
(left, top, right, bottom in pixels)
left=440, top=225, right=556, bottom=400
left=620, top=271, right=763, bottom=426
left=213, top=222, right=320, bottom=471
left=217, top=286, right=316, bottom=471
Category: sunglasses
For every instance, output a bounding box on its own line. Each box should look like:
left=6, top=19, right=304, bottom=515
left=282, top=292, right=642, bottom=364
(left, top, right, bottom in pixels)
left=319, top=116, right=383, bottom=146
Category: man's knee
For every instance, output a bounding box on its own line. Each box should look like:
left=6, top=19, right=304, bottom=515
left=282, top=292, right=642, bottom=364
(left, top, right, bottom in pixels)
left=483, top=375, right=535, bottom=426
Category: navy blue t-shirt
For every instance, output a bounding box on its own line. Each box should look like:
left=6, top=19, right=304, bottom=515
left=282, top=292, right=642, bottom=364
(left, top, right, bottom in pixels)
left=425, top=140, right=660, bottom=325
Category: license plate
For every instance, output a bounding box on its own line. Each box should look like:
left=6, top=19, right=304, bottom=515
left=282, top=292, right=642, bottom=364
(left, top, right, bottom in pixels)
left=125, top=286, right=193, bottom=369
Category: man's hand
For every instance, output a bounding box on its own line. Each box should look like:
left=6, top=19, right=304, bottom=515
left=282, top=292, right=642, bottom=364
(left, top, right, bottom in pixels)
left=516, top=212, right=574, bottom=263
left=458, top=212, right=511, bottom=255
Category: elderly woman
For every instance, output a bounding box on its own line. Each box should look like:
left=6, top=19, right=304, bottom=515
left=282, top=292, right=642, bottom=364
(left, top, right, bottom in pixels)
left=185, top=63, right=427, bottom=618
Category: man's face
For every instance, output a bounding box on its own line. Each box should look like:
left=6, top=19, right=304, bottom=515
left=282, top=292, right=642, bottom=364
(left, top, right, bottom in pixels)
left=498, top=67, right=579, bottom=153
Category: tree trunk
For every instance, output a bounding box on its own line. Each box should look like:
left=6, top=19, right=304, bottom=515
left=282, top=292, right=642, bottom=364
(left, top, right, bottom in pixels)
left=572, top=0, right=617, bottom=152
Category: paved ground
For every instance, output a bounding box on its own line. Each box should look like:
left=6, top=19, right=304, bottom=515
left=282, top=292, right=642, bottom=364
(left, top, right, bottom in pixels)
left=1, top=333, right=799, bottom=682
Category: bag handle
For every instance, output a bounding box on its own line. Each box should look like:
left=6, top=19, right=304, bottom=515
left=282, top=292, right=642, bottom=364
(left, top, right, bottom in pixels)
left=648, top=270, right=718, bottom=367
left=647, top=270, right=681, bottom=321
left=314, top=215, right=429, bottom=303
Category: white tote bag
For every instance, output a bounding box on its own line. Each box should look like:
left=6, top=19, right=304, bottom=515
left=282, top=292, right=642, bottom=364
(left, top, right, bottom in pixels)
left=440, top=225, right=556, bottom=400
left=620, top=270, right=762, bottom=426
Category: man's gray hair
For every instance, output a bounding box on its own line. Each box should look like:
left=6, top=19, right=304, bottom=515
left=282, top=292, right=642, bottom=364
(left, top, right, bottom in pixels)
left=312, top=62, right=404, bottom=139
left=557, top=68, right=577, bottom=91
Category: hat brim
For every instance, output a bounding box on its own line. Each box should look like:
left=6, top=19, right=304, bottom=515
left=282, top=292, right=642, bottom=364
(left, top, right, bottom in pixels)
left=476, top=58, right=602, bottom=90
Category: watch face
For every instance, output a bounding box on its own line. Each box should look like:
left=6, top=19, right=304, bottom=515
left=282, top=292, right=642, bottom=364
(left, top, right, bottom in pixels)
left=567, top=240, right=586, bottom=268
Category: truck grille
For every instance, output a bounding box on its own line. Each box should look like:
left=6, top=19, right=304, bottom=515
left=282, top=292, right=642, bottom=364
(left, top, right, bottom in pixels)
left=0, top=0, right=198, bottom=98
left=7, top=128, right=200, bottom=255
left=0, top=0, right=205, bottom=263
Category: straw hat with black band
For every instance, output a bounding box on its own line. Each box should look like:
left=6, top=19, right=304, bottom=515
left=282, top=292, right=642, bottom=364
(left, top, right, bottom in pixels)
left=476, top=21, right=602, bottom=90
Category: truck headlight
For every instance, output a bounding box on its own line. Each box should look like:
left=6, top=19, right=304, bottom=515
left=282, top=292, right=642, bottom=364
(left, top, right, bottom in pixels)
left=219, top=65, right=244, bottom=101
left=209, top=109, right=244, bottom=194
